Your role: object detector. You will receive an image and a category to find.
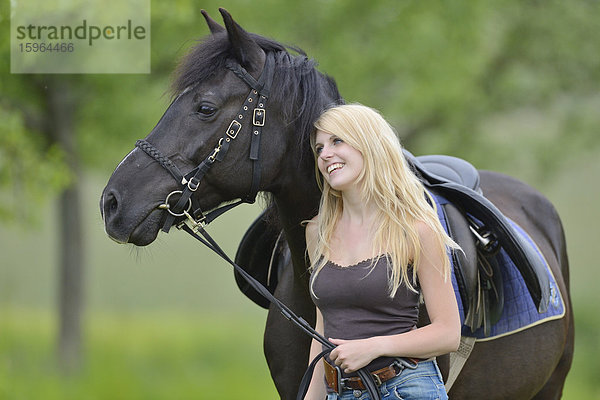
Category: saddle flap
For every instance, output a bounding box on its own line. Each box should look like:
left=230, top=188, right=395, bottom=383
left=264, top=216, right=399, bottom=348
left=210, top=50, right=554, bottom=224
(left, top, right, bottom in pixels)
left=441, top=201, right=478, bottom=317
left=234, top=207, right=287, bottom=308
left=434, top=182, right=550, bottom=313
left=438, top=197, right=504, bottom=335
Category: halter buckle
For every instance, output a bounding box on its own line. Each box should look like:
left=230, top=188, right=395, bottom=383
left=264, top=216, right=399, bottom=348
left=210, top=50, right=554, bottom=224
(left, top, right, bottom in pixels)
left=187, top=177, right=200, bottom=192
left=226, top=120, right=242, bottom=139
left=253, top=108, right=266, bottom=126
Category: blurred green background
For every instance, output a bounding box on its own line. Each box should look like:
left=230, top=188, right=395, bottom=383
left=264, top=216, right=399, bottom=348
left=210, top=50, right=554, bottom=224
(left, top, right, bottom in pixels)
left=1, top=0, right=599, bottom=399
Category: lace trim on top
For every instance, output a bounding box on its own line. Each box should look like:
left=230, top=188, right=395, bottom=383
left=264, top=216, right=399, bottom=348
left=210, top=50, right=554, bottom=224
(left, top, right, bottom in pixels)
left=325, top=254, right=387, bottom=269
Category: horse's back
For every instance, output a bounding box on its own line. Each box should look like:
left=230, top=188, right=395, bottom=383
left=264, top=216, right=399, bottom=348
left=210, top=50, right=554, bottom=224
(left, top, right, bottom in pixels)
left=478, top=170, right=569, bottom=284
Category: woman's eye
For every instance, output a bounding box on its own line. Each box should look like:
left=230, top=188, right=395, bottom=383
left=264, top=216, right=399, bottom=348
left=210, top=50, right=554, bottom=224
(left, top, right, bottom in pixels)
left=197, top=105, right=217, bottom=116
left=333, top=138, right=343, bottom=144
left=315, top=146, right=323, bottom=155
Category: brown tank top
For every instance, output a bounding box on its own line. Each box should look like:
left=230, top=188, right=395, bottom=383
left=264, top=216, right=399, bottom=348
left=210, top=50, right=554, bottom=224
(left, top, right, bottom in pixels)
left=311, top=255, right=420, bottom=374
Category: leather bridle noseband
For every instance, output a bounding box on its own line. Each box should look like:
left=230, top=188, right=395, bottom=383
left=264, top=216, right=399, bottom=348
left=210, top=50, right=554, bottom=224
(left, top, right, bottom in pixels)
left=132, top=51, right=384, bottom=400
left=136, top=52, right=275, bottom=233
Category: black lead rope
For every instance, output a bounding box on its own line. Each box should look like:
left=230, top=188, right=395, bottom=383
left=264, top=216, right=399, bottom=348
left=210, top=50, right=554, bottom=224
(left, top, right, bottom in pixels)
left=179, top=223, right=382, bottom=400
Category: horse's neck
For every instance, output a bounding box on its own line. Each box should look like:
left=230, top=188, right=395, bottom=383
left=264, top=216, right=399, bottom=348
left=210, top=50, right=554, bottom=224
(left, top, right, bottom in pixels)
left=273, top=162, right=320, bottom=276
left=274, top=70, right=342, bottom=280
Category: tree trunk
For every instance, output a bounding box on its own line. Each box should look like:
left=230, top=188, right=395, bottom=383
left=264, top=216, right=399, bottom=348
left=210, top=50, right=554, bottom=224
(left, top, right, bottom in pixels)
left=43, top=76, right=84, bottom=372
left=57, top=181, right=84, bottom=372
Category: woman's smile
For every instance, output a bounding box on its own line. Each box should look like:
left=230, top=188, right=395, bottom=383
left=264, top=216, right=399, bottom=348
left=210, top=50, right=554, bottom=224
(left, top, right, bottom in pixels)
left=327, top=162, right=345, bottom=175
left=315, top=130, right=364, bottom=191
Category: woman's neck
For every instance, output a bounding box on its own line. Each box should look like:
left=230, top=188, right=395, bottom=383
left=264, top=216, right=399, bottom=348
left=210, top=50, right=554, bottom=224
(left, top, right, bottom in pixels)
left=339, top=190, right=377, bottom=227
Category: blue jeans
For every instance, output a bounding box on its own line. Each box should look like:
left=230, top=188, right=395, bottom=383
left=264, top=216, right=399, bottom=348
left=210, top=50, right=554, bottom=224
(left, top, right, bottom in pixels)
left=326, top=360, right=447, bottom=400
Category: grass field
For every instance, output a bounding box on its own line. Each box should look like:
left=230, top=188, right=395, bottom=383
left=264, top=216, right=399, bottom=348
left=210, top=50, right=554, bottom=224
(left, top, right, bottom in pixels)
left=0, top=309, right=277, bottom=399
left=1, top=150, right=599, bottom=399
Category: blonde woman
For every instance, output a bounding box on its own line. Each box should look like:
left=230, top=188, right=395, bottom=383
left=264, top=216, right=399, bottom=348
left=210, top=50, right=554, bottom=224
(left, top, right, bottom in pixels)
left=304, top=104, right=461, bottom=400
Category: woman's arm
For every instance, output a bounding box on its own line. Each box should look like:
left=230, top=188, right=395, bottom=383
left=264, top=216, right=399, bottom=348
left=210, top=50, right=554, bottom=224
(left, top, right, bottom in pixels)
left=329, top=222, right=461, bottom=373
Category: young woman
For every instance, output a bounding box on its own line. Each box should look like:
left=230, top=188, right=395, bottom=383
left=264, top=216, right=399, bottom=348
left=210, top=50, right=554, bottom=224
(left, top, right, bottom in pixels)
left=304, top=104, right=461, bottom=399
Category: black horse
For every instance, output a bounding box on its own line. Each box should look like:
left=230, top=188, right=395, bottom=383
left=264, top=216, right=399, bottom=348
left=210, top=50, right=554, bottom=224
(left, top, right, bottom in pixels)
left=101, top=9, right=573, bottom=399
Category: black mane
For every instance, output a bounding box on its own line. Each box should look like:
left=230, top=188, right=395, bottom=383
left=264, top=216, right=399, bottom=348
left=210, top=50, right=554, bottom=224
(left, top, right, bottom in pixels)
left=171, top=32, right=343, bottom=162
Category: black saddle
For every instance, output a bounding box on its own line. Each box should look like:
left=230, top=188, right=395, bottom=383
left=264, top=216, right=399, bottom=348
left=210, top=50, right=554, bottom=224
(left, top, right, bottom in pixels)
left=412, top=153, right=503, bottom=335
left=414, top=154, right=481, bottom=193
left=234, top=210, right=290, bottom=309
left=234, top=153, right=550, bottom=335
left=403, top=150, right=550, bottom=316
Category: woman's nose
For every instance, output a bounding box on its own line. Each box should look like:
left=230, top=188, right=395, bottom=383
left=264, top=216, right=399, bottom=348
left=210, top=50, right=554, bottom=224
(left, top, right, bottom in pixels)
left=320, top=146, right=333, bottom=159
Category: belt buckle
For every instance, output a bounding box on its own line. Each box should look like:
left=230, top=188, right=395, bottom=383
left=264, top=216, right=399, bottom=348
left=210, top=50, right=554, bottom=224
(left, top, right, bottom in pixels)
left=371, top=373, right=382, bottom=386
left=392, top=357, right=418, bottom=376
left=335, top=365, right=344, bottom=394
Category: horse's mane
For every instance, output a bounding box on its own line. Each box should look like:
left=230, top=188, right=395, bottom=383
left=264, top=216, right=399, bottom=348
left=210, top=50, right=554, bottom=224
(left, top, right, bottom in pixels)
left=170, top=31, right=343, bottom=163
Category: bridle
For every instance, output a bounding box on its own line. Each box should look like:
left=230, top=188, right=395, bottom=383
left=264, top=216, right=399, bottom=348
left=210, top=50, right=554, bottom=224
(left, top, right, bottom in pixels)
left=136, top=51, right=275, bottom=233
left=132, top=51, right=384, bottom=400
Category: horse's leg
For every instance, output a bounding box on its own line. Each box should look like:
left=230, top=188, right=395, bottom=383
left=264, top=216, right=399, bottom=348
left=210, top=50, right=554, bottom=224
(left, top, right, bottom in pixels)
left=264, top=263, right=315, bottom=399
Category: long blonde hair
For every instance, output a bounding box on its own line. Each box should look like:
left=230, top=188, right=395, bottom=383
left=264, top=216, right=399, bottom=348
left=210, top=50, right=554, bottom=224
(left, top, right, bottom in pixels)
left=309, top=104, right=459, bottom=297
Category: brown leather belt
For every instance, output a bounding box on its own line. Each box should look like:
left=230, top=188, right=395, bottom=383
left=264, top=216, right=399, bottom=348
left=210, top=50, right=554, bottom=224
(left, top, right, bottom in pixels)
left=323, top=358, right=419, bottom=393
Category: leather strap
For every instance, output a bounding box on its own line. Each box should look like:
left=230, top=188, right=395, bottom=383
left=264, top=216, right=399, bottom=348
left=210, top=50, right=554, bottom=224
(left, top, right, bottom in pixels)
left=136, top=53, right=277, bottom=233
left=180, top=224, right=382, bottom=400
left=136, top=139, right=185, bottom=184
left=323, top=358, right=418, bottom=393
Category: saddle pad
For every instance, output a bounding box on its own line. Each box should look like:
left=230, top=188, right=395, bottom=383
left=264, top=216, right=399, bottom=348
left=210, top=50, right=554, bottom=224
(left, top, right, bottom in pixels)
left=432, top=194, right=565, bottom=341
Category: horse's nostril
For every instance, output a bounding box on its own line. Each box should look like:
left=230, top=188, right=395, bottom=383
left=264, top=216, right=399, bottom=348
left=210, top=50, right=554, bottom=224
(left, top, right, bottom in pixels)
left=103, top=190, right=120, bottom=221
left=109, top=196, right=118, bottom=211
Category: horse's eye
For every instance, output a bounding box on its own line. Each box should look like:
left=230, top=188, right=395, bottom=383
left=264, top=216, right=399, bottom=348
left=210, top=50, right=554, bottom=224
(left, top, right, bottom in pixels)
left=197, top=105, right=217, bottom=116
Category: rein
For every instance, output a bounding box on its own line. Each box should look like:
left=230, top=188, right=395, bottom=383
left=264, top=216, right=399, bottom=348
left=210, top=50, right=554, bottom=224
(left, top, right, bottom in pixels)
left=134, top=52, right=383, bottom=400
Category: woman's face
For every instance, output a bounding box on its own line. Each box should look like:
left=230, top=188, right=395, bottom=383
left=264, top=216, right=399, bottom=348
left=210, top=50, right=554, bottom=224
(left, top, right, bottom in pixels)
left=314, top=130, right=364, bottom=192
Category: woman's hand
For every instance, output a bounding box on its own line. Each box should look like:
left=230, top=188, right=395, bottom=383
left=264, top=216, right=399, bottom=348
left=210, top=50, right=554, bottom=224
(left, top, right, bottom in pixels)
left=328, top=337, right=380, bottom=373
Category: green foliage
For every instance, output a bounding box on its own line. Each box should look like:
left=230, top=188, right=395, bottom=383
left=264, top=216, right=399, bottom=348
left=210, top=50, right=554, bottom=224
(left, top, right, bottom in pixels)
left=2, top=0, right=600, bottom=221
left=0, top=106, right=71, bottom=224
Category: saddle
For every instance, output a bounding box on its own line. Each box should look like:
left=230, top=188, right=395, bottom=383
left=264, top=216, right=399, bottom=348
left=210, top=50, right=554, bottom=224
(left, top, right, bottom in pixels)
left=403, top=151, right=550, bottom=316
left=234, top=210, right=290, bottom=309
left=234, top=153, right=551, bottom=336
left=407, top=153, right=503, bottom=335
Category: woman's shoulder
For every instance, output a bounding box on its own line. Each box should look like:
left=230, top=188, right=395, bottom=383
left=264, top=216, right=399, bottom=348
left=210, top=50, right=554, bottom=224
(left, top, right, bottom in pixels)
left=413, top=219, right=437, bottom=245
left=305, top=215, right=319, bottom=254
left=305, top=215, right=319, bottom=232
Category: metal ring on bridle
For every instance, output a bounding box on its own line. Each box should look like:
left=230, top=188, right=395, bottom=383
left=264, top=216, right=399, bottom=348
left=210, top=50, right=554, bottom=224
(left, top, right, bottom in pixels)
left=158, top=190, right=192, bottom=217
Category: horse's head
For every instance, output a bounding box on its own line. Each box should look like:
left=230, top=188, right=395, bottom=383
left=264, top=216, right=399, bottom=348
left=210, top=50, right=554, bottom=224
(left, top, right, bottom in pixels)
left=101, top=9, right=337, bottom=246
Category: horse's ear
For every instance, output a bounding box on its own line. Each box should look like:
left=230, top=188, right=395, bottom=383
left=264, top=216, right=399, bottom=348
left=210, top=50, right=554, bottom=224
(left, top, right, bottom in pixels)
left=219, top=7, right=265, bottom=75
left=201, top=10, right=225, bottom=34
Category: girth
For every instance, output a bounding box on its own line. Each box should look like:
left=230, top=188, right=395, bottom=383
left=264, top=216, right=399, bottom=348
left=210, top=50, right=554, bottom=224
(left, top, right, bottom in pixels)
left=136, top=52, right=276, bottom=233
